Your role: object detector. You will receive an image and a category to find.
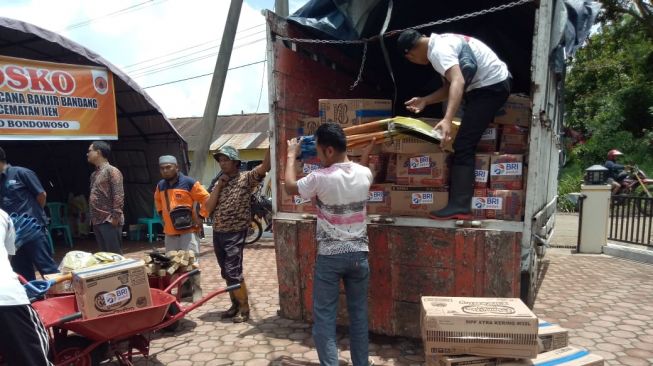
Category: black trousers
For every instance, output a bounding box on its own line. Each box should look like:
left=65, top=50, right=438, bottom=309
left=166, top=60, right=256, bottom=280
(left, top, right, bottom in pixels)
left=213, top=230, right=247, bottom=286
left=452, top=78, right=511, bottom=167
left=94, top=222, right=123, bottom=254
left=0, top=304, right=52, bottom=366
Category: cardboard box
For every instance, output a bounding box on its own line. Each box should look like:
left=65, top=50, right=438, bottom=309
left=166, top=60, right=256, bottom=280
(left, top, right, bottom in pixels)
left=367, top=184, right=393, bottom=215
left=426, top=355, right=499, bottom=366
left=494, top=94, right=531, bottom=127
left=490, top=154, right=524, bottom=190
left=44, top=272, right=73, bottom=295
left=385, top=153, right=397, bottom=183
left=299, top=117, right=321, bottom=135
left=72, top=259, right=152, bottom=319
left=538, top=320, right=569, bottom=353
left=390, top=186, right=448, bottom=217
left=396, top=153, right=450, bottom=187
left=477, top=126, right=499, bottom=153
left=350, top=154, right=388, bottom=184
left=280, top=182, right=317, bottom=214
left=472, top=188, right=489, bottom=219
left=475, top=154, right=491, bottom=188
left=486, top=190, right=525, bottom=221
left=499, top=347, right=604, bottom=366
left=421, top=296, right=538, bottom=358
left=319, top=99, right=392, bottom=127
left=500, top=125, right=529, bottom=154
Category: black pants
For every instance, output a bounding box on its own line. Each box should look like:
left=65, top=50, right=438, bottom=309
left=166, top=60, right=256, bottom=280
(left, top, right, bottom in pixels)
left=94, top=222, right=123, bottom=254
left=0, top=305, right=52, bottom=366
left=10, top=229, right=58, bottom=281
left=213, top=230, right=247, bottom=286
left=452, top=78, right=511, bottom=167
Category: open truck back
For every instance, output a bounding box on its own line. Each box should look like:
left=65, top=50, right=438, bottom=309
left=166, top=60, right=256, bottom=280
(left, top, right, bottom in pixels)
left=266, top=0, right=562, bottom=337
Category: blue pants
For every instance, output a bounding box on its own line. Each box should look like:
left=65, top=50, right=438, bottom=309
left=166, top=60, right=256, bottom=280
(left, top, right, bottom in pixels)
left=11, top=229, right=59, bottom=281
left=312, top=252, right=369, bottom=366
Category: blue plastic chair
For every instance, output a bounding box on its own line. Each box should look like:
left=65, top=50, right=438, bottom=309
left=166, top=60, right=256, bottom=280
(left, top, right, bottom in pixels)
left=45, top=202, right=73, bottom=248
left=137, top=205, right=163, bottom=243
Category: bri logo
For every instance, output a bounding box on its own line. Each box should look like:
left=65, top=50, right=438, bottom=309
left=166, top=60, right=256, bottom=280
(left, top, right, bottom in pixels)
left=472, top=197, right=502, bottom=210
left=411, top=192, right=433, bottom=204
left=368, top=191, right=385, bottom=202
left=491, top=162, right=522, bottom=176
left=475, top=169, right=488, bottom=183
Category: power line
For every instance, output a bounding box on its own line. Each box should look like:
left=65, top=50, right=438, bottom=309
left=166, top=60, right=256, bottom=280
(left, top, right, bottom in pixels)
left=62, top=0, right=169, bottom=31
left=121, top=23, right=265, bottom=69
left=142, top=59, right=267, bottom=89
left=132, top=38, right=265, bottom=77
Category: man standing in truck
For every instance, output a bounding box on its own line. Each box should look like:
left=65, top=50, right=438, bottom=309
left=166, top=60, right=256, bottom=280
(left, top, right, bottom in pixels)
left=397, top=29, right=511, bottom=220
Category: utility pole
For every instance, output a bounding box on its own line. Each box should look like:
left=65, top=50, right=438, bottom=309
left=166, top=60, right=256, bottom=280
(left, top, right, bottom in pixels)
left=189, top=0, right=243, bottom=181
left=275, top=0, right=289, bottom=17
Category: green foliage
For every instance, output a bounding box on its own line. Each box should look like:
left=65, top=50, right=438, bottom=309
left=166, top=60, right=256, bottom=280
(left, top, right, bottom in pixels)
left=557, top=163, right=583, bottom=212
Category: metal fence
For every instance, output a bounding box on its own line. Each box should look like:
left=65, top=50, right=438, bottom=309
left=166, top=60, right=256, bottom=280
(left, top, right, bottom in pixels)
left=608, top=195, right=653, bottom=247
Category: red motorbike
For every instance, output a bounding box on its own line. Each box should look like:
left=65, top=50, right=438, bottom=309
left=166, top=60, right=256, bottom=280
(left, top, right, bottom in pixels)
left=613, top=165, right=653, bottom=216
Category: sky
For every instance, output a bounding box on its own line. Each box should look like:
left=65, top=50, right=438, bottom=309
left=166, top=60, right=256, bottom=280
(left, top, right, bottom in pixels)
left=0, top=0, right=306, bottom=118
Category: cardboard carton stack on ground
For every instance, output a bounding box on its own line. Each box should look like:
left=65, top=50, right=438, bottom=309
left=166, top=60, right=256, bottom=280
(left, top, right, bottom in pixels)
left=422, top=297, right=601, bottom=366
left=72, top=259, right=152, bottom=319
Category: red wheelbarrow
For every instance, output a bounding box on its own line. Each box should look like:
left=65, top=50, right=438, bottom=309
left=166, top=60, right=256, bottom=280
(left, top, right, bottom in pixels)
left=31, top=269, right=238, bottom=366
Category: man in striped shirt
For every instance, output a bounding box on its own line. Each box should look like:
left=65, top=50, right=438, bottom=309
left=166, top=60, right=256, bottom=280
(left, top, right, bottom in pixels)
left=285, top=123, right=373, bottom=366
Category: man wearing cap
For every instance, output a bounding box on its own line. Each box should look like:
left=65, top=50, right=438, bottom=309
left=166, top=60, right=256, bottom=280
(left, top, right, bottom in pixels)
left=206, top=145, right=271, bottom=323
left=154, top=155, right=209, bottom=302
left=397, top=29, right=511, bottom=220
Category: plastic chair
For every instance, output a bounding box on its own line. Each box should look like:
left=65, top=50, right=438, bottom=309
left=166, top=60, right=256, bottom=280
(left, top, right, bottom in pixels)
left=137, top=205, right=163, bottom=243
left=45, top=202, right=73, bottom=248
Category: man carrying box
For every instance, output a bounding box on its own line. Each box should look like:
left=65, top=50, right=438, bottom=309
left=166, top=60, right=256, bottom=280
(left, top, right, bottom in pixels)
left=397, top=29, right=511, bottom=220
left=154, top=155, right=209, bottom=302
left=286, top=123, right=373, bottom=366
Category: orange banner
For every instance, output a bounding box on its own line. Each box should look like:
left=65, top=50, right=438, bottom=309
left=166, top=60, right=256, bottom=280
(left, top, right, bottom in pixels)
left=0, top=55, right=117, bottom=140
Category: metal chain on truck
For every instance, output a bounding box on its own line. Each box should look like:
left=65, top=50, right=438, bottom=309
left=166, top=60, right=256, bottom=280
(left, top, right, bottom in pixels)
left=275, top=0, right=535, bottom=89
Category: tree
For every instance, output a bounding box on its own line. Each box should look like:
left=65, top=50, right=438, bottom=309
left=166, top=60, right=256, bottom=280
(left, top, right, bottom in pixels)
left=599, top=0, right=653, bottom=40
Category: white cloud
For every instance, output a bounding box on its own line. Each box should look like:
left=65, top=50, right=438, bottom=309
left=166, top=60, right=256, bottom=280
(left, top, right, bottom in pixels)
left=1, top=0, right=269, bottom=118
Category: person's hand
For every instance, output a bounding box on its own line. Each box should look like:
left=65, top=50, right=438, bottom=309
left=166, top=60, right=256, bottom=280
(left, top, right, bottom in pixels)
left=111, top=216, right=121, bottom=227
left=287, top=137, right=302, bottom=159
left=361, top=137, right=377, bottom=156
left=432, top=119, right=453, bottom=149
left=214, top=174, right=230, bottom=191
left=404, top=97, right=426, bottom=114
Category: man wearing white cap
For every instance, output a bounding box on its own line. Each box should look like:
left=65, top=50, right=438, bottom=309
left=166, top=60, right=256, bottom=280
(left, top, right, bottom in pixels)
left=154, top=155, right=209, bottom=301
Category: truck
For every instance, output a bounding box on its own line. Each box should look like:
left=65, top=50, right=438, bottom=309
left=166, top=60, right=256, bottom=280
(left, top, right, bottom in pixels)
left=265, top=0, right=563, bottom=338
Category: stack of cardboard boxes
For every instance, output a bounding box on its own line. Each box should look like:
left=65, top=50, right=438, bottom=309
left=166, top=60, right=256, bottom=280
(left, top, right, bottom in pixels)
left=287, top=95, right=531, bottom=221
left=421, top=296, right=604, bottom=366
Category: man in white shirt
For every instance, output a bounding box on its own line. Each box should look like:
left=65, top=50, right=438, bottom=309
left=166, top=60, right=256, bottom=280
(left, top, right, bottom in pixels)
left=285, top=123, right=373, bottom=366
left=0, top=208, right=52, bottom=365
left=398, top=29, right=511, bottom=220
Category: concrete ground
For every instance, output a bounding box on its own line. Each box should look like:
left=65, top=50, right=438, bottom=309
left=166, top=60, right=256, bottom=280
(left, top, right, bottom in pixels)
left=42, top=215, right=653, bottom=366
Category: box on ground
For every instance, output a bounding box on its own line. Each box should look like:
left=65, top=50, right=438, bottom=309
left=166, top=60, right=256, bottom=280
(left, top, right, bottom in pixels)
left=72, top=259, right=152, bottom=319
left=477, top=126, right=499, bottom=153
left=485, top=190, right=525, bottom=221
left=319, top=99, right=392, bottom=127
left=538, top=320, right=569, bottom=353
left=367, top=184, right=393, bottom=215
left=279, top=181, right=317, bottom=214
left=421, top=296, right=538, bottom=358
left=500, top=125, right=529, bottom=154
left=396, top=152, right=450, bottom=187
left=494, top=94, right=531, bottom=127
left=490, top=154, right=524, bottom=190
left=499, top=346, right=604, bottom=366
left=390, top=186, right=448, bottom=217
left=426, top=354, right=498, bottom=366
left=475, top=154, right=491, bottom=188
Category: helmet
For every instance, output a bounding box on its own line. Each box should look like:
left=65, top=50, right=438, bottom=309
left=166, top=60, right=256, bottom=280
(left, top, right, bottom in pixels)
left=607, top=149, right=624, bottom=160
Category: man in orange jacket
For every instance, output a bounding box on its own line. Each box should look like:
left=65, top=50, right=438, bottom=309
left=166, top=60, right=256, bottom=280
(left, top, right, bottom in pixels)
left=154, top=155, right=209, bottom=301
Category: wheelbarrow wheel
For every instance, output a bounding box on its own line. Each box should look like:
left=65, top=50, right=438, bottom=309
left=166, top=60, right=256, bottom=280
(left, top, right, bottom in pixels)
left=163, top=302, right=181, bottom=332
left=54, top=336, right=105, bottom=366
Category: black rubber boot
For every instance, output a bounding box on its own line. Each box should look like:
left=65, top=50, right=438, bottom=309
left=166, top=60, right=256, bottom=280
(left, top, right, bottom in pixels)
left=429, top=165, right=475, bottom=220
left=220, top=292, right=239, bottom=319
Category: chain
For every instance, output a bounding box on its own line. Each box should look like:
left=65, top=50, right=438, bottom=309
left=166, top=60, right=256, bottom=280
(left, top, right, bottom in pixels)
left=276, top=0, right=534, bottom=44
left=349, top=41, right=368, bottom=90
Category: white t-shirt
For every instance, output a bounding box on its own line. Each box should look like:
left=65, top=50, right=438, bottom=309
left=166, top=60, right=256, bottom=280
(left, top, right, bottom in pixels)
left=427, top=33, right=509, bottom=91
left=297, top=162, right=373, bottom=256
left=0, top=209, right=30, bottom=306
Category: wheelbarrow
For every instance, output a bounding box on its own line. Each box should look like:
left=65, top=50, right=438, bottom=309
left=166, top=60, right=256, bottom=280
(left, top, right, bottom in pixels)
left=30, top=269, right=239, bottom=366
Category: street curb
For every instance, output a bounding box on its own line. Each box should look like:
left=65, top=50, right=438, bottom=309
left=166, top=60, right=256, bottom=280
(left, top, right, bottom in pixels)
left=603, top=243, right=653, bottom=265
